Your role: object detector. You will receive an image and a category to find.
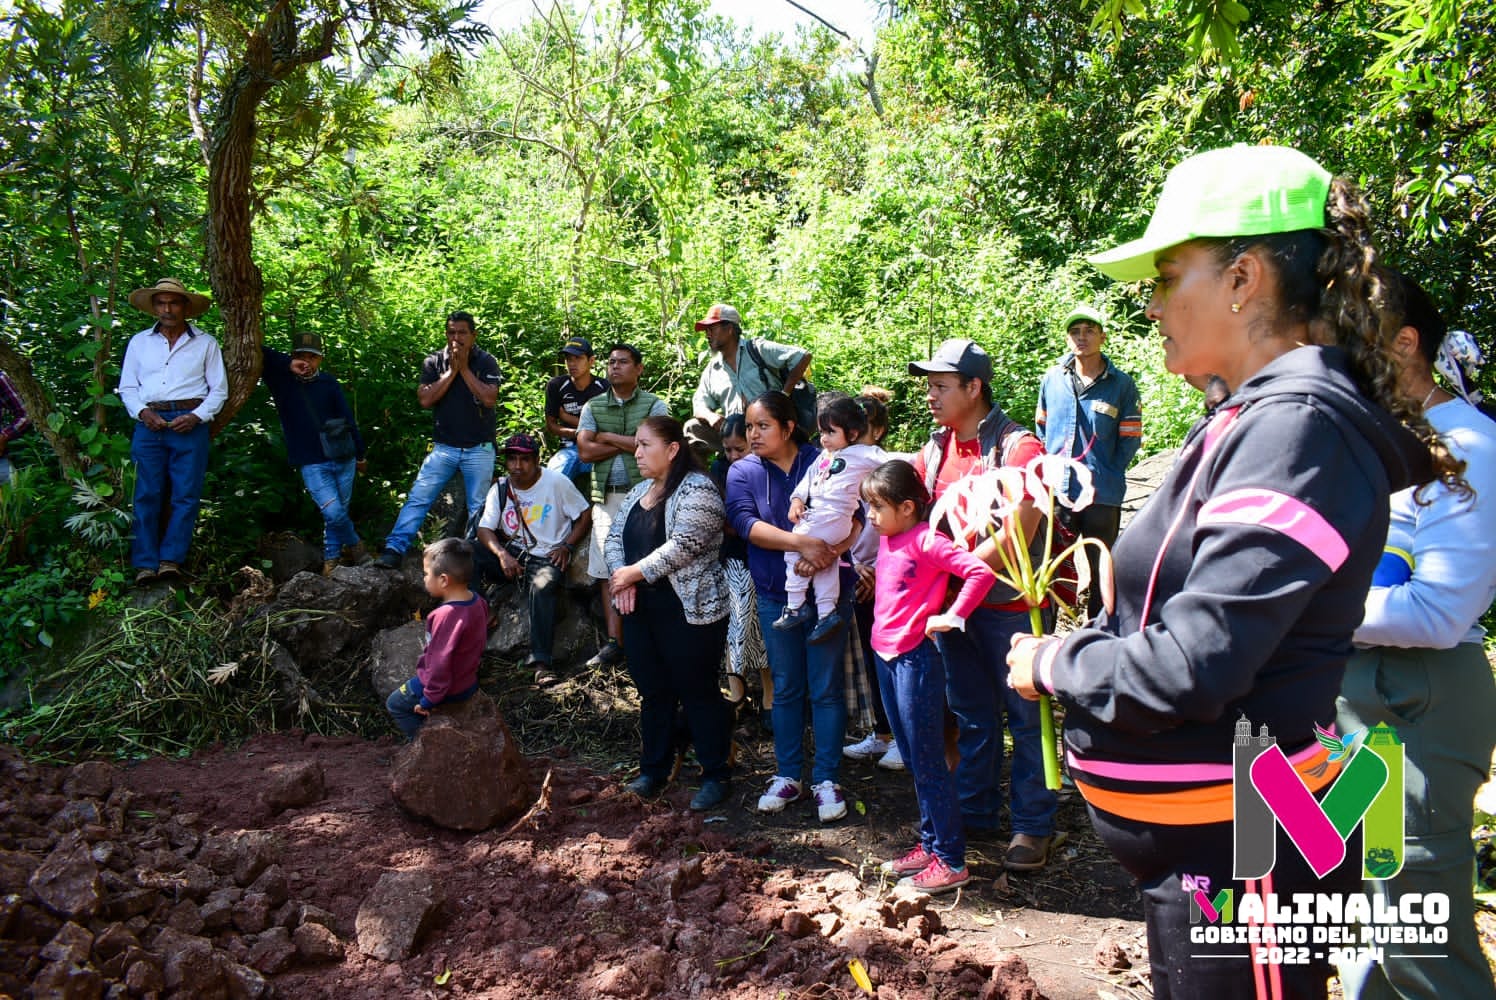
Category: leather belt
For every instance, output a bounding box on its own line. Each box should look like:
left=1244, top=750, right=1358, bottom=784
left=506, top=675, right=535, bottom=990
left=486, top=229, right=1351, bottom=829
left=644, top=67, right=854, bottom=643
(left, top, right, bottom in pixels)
left=147, top=397, right=204, bottom=411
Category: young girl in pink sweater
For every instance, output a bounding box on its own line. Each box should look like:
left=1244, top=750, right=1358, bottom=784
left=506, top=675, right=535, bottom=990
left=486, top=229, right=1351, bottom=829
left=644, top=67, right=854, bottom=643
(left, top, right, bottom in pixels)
left=863, top=460, right=995, bottom=894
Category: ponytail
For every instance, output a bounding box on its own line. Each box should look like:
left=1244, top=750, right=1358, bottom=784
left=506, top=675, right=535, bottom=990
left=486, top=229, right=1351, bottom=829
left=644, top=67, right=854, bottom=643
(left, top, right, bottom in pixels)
left=1317, top=179, right=1464, bottom=492
left=1212, top=176, right=1465, bottom=492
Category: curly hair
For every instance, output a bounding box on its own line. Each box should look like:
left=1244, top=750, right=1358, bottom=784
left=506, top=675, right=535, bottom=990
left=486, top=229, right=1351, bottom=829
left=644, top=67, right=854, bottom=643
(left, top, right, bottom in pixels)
left=1206, top=176, right=1464, bottom=490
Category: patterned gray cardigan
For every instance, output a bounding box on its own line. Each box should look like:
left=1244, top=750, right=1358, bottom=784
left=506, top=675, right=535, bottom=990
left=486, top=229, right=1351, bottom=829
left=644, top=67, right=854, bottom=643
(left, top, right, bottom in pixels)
left=604, top=470, right=729, bottom=624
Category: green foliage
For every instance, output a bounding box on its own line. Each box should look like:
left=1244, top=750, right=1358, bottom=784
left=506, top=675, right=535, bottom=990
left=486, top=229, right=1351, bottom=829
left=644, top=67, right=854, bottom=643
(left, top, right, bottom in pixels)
left=0, top=561, right=88, bottom=673
left=1, top=0, right=1492, bottom=617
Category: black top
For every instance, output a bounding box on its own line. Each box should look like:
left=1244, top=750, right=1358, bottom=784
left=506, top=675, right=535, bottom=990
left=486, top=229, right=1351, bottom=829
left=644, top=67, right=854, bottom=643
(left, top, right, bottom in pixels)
left=622, top=496, right=669, bottom=584
left=260, top=347, right=365, bottom=467
left=420, top=347, right=502, bottom=447
left=710, top=457, right=749, bottom=563
left=544, top=374, right=609, bottom=421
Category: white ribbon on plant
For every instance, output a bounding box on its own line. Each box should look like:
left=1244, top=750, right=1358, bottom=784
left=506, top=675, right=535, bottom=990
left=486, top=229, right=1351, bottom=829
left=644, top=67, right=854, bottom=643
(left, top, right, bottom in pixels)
left=932, top=453, right=1116, bottom=789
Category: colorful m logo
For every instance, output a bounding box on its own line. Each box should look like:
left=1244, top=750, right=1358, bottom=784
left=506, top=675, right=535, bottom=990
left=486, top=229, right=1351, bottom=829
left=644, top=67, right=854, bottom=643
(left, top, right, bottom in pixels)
left=1184, top=874, right=1233, bottom=924
left=1233, top=720, right=1404, bottom=881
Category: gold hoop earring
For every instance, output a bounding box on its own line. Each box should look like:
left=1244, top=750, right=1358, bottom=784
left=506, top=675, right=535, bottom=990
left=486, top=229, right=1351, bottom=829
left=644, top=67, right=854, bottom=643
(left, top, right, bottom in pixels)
left=1231, top=302, right=1241, bottom=314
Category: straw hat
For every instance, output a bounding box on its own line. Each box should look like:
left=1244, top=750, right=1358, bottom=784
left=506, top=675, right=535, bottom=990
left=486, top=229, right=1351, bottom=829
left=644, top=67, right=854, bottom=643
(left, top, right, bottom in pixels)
left=128, top=278, right=213, bottom=318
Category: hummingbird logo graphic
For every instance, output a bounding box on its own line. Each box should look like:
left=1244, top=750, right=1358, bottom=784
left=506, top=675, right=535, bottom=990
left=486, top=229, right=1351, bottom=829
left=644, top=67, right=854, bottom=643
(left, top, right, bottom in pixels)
left=1314, top=723, right=1364, bottom=763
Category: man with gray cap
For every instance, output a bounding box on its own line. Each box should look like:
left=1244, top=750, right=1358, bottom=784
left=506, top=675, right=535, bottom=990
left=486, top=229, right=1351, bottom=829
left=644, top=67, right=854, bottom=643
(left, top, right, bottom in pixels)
left=1035, top=305, right=1141, bottom=618
left=117, top=277, right=228, bottom=584
left=909, top=338, right=1058, bottom=874
left=260, top=332, right=370, bottom=575
left=686, top=303, right=812, bottom=455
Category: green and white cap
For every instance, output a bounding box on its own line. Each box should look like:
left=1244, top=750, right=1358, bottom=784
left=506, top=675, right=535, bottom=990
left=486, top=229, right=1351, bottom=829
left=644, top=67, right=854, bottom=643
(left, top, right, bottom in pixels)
left=1062, top=304, right=1106, bottom=332
left=1088, top=145, right=1332, bottom=282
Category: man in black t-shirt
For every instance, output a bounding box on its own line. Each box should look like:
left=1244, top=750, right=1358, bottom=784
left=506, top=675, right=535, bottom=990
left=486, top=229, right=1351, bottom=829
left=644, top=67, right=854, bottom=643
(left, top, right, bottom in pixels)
left=378, top=311, right=503, bottom=568
left=544, top=335, right=608, bottom=484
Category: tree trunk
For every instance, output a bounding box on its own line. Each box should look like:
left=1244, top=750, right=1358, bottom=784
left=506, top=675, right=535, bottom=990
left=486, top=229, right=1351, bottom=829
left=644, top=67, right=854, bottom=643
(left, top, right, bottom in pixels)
left=203, top=44, right=275, bottom=432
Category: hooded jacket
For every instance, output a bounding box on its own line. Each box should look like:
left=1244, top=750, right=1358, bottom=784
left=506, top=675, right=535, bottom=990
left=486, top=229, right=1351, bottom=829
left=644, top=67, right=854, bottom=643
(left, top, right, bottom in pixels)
left=1035, top=346, right=1432, bottom=809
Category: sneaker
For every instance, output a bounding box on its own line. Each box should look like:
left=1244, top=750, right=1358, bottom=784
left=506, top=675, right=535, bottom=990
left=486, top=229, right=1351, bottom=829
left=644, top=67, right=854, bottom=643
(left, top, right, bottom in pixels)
left=156, top=561, right=182, bottom=580
left=843, top=733, right=891, bottom=761
left=771, top=604, right=816, bottom=632
left=881, top=844, right=934, bottom=876
left=134, top=567, right=157, bottom=586
left=811, top=780, right=847, bottom=823
left=585, top=640, right=625, bottom=669
left=807, top=609, right=845, bottom=644
left=756, top=776, right=803, bottom=814
left=877, top=743, right=906, bottom=771
left=376, top=548, right=403, bottom=569
left=322, top=559, right=339, bottom=577
left=901, top=857, right=969, bottom=895
left=690, top=779, right=731, bottom=812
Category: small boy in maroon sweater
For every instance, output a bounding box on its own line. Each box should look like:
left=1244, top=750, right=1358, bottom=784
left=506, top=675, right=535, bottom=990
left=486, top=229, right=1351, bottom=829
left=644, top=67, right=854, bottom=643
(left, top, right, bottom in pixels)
left=386, top=538, right=488, bottom=738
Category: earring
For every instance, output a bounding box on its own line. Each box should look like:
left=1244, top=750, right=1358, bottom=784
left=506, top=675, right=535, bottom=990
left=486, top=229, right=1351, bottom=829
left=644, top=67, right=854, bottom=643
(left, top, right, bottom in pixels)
left=1231, top=302, right=1241, bottom=314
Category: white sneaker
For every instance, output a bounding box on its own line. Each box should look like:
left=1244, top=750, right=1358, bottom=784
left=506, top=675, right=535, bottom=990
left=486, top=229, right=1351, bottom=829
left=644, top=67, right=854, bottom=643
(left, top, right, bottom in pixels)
left=812, top=780, right=847, bottom=823
left=756, top=776, right=803, bottom=814
left=843, top=733, right=891, bottom=761
left=877, top=743, right=906, bottom=771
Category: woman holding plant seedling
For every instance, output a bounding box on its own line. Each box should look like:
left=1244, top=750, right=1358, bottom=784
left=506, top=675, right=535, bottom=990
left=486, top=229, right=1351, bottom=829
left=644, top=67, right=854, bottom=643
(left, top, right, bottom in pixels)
left=1005, top=145, right=1463, bottom=999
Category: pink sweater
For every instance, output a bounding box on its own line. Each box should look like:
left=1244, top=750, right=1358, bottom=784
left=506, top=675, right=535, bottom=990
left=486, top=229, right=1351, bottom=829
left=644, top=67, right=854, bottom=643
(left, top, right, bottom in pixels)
left=871, top=523, right=996, bottom=658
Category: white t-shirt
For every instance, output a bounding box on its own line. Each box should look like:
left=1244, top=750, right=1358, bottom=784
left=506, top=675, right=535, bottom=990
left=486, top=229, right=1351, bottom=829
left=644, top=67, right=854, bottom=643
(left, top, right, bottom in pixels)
left=479, top=467, right=590, bottom=556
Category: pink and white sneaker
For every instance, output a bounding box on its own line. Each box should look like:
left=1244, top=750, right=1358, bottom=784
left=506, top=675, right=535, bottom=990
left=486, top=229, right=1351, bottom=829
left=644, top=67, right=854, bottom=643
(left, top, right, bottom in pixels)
left=900, top=857, right=969, bottom=895
left=881, top=844, right=934, bottom=876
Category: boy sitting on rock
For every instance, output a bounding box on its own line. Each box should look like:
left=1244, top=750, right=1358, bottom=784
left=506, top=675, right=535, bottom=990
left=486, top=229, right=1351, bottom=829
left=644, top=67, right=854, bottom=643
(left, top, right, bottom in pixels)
left=386, top=538, right=487, bottom=738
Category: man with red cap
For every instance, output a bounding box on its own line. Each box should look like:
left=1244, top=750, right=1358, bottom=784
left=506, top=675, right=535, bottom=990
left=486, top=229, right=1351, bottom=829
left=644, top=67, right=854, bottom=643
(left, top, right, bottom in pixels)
left=686, top=303, right=812, bottom=455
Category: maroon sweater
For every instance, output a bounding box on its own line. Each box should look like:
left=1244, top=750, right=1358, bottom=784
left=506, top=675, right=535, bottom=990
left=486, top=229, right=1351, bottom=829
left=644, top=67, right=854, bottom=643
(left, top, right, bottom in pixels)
left=416, top=595, right=487, bottom=708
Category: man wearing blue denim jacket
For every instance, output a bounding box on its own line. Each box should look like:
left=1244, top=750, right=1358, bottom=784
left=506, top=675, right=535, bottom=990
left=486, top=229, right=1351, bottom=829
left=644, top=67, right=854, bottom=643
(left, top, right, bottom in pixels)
left=1035, top=305, right=1142, bottom=618
left=379, top=311, right=502, bottom=568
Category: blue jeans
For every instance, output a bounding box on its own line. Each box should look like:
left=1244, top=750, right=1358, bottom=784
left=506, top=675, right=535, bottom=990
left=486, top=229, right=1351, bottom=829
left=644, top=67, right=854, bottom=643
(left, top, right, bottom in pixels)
left=300, top=459, right=360, bottom=560
left=384, top=443, right=494, bottom=553
left=385, top=675, right=479, bottom=739
left=545, top=443, right=592, bottom=479
left=757, top=589, right=850, bottom=786
left=878, top=639, right=964, bottom=869
left=936, top=605, right=1056, bottom=836
left=129, top=415, right=211, bottom=570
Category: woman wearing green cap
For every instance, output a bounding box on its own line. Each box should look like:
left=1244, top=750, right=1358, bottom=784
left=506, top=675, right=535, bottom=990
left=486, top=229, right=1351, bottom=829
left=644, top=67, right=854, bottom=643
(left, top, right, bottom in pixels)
left=1006, top=144, right=1464, bottom=999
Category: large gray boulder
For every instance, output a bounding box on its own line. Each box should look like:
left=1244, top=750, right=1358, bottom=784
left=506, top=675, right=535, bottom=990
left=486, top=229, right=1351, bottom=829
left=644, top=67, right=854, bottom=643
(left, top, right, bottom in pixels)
left=368, top=622, right=427, bottom=702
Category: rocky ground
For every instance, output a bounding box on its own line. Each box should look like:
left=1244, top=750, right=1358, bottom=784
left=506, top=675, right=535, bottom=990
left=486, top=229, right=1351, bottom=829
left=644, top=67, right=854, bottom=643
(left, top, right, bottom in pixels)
left=2, top=637, right=1159, bottom=1000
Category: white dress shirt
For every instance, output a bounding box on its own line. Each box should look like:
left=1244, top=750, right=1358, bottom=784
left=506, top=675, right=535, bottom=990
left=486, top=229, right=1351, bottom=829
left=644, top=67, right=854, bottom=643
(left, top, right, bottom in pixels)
left=117, top=323, right=228, bottom=423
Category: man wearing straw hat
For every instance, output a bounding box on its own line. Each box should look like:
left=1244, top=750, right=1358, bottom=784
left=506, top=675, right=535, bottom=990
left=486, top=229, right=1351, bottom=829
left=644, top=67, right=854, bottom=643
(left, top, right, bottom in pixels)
left=117, top=277, right=228, bottom=584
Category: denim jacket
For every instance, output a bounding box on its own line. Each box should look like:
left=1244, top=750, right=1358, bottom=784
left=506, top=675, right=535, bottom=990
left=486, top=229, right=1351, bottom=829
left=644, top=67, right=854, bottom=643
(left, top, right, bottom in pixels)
left=1035, top=354, right=1141, bottom=506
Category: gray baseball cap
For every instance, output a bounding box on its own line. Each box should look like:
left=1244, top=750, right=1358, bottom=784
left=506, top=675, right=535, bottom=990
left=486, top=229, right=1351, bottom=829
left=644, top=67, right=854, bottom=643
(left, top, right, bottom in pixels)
left=908, top=338, right=993, bottom=383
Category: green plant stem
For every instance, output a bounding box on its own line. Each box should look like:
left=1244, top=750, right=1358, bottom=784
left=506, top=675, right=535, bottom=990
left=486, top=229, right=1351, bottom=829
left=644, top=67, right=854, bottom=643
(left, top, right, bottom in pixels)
left=1028, top=606, right=1061, bottom=791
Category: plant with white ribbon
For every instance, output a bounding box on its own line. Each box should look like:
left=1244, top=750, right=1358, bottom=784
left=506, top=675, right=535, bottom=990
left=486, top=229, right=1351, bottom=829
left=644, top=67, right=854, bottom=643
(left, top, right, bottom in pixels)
left=929, top=452, right=1115, bottom=790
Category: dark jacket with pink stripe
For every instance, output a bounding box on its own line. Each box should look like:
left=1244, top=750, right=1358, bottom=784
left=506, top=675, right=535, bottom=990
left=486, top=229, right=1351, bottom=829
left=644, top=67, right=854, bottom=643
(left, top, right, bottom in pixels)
left=1043, top=346, right=1431, bottom=783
